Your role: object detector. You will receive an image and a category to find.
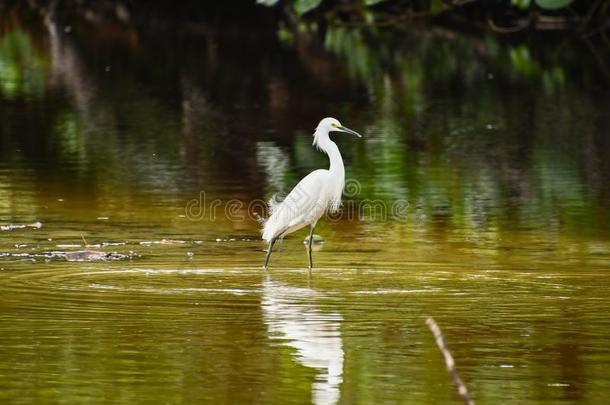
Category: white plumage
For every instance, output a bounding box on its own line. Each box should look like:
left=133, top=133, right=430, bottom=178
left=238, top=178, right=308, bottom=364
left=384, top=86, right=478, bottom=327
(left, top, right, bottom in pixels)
left=262, top=117, right=362, bottom=269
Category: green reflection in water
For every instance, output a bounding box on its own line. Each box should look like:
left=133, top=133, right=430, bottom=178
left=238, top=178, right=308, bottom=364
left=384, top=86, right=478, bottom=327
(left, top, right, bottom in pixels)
left=319, top=25, right=609, bottom=240
left=0, top=29, right=48, bottom=99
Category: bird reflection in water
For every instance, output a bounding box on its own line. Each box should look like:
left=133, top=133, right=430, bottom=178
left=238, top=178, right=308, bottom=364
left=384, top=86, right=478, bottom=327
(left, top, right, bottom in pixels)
left=262, top=276, right=344, bottom=405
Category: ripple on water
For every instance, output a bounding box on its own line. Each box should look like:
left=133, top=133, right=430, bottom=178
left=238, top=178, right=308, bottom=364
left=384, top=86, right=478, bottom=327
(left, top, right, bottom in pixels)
left=0, top=267, right=263, bottom=320
left=88, top=282, right=256, bottom=296
left=0, top=250, right=138, bottom=262
left=350, top=288, right=443, bottom=295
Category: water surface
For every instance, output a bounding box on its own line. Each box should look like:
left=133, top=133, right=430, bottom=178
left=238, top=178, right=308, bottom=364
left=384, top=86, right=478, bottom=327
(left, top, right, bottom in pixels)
left=1, top=6, right=610, bottom=405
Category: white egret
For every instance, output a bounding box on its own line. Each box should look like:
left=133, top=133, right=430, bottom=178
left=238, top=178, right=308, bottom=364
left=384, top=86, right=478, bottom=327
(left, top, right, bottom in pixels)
left=262, top=117, right=362, bottom=269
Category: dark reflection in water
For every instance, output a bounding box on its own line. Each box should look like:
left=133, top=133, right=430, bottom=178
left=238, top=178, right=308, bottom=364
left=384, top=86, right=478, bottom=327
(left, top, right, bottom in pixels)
left=1, top=4, right=610, bottom=405
left=1, top=4, right=608, bottom=237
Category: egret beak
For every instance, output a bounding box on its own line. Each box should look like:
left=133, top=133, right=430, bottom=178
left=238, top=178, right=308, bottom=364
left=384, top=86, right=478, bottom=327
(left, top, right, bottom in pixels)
left=337, top=125, right=362, bottom=138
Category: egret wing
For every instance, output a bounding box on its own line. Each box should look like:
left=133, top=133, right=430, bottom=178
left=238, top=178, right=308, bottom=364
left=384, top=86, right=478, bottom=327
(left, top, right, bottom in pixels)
left=263, top=170, right=329, bottom=241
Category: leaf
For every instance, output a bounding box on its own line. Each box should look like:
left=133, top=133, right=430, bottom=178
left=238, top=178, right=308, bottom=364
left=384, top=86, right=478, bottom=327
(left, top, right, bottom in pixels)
left=256, top=0, right=280, bottom=6
left=511, top=0, right=531, bottom=10
left=365, top=0, right=388, bottom=5
left=293, top=0, right=323, bottom=15
left=535, top=0, right=574, bottom=10
left=430, top=0, right=444, bottom=14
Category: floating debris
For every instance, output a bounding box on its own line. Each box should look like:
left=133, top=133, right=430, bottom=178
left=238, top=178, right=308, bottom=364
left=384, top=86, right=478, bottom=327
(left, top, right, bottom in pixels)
left=213, top=237, right=239, bottom=242
left=101, top=241, right=127, bottom=247
left=97, top=217, right=110, bottom=220
left=0, top=250, right=138, bottom=262
left=64, top=250, right=137, bottom=262
left=139, top=239, right=187, bottom=246
left=1, top=222, right=42, bottom=231
left=65, top=250, right=109, bottom=261
left=39, top=251, right=70, bottom=260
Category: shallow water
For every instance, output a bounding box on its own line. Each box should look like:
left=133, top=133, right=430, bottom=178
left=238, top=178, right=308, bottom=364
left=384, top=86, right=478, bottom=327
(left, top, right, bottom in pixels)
left=1, top=5, right=610, bottom=405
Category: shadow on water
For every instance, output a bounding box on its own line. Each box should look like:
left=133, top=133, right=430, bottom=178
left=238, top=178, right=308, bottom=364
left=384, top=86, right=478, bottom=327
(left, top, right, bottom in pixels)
left=1, top=2, right=610, bottom=405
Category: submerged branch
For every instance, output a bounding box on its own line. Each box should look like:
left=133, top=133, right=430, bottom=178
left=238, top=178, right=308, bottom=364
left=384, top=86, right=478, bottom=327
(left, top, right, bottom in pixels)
left=426, top=317, right=475, bottom=405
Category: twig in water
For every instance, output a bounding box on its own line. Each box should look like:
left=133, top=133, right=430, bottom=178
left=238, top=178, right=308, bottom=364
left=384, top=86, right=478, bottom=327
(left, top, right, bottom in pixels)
left=426, top=317, right=475, bottom=405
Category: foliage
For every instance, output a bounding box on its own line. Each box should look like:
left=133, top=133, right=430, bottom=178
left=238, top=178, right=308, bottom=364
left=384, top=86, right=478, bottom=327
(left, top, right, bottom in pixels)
left=0, top=29, right=48, bottom=99
left=293, top=0, right=324, bottom=15
left=512, top=0, right=575, bottom=10
left=535, top=0, right=574, bottom=10
left=257, top=0, right=324, bottom=15
left=260, top=0, right=580, bottom=15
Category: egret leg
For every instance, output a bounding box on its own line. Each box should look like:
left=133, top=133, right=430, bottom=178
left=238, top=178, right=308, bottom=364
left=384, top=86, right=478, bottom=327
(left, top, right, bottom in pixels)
left=307, top=224, right=315, bottom=269
left=263, top=238, right=277, bottom=270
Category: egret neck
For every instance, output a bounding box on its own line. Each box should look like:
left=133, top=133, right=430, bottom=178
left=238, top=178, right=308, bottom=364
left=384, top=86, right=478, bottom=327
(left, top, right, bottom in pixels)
left=313, top=127, right=345, bottom=212
left=314, top=127, right=345, bottom=180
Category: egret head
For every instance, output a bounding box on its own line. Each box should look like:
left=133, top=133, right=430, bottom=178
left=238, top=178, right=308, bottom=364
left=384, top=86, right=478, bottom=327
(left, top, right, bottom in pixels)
left=316, top=117, right=362, bottom=138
